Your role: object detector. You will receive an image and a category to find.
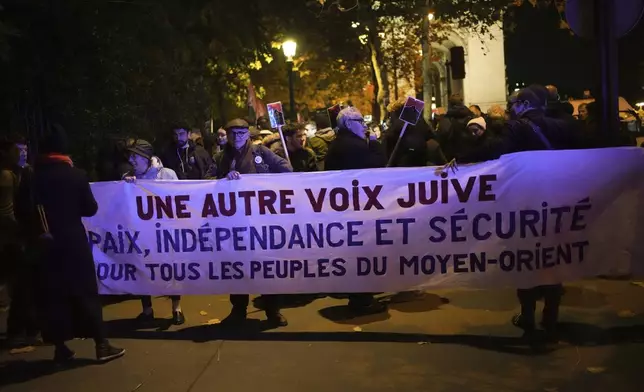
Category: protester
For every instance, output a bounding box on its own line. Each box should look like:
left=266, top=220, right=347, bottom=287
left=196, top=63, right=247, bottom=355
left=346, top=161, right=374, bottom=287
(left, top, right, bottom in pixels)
left=324, top=107, right=387, bottom=315
left=384, top=97, right=447, bottom=167
left=217, top=118, right=292, bottom=327
left=250, top=127, right=264, bottom=145
left=458, top=117, right=505, bottom=164
left=0, top=140, right=25, bottom=343
left=307, top=111, right=336, bottom=170
left=578, top=103, right=589, bottom=121
left=505, top=87, right=580, bottom=152
left=215, top=127, right=227, bottom=154
left=1, top=137, right=42, bottom=349
left=545, top=85, right=575, bottom=121
left=123, top=140, right=184, bottom=325
left=20, top=124, right=124, bottom=362
left=469, top=105, right=483, bottom=118
left=281, top=122, right=317, bottom=172
left=189, top=129, right=204, bottom=147
left=504, top=86, right=576, bottom=341
left=14, top=136, right=28, bottom=170
left=436, top=94, right=474, bottom=161
left=161, top=125, right=215, bottom=180
left=256, top=116, right=273, bottom=134
left=486, top=105, right=507, bottom=134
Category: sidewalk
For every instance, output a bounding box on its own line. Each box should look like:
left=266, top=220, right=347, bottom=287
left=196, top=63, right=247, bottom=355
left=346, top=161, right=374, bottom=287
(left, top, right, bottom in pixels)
left=1, top=280, right=644, bottom=392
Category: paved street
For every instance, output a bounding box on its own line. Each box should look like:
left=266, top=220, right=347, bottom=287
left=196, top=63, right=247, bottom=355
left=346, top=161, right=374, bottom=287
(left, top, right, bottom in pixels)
left=1, top=279, right=644, bottom=392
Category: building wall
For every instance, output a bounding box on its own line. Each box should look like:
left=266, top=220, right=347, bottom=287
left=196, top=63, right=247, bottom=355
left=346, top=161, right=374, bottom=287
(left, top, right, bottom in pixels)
left=461, top=22, right=508, bottom=112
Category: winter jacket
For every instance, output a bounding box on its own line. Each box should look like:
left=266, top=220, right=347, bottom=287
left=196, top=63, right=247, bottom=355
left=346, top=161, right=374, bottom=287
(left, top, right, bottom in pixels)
left=27, top=160, right=99, bottom=296
left=263, top=135, right=318, bottom=172
left=436, top=105, right=474, bottom=160
left=505, top=109, right=581, bottom=153
left=216, top=142, right=292, bottom=178
left=161, top=140, right=215, bottom=180
left=307, top=128, right=336, bottom=170
left=325, top=129, right=386, bottom=171
left=384, top=117, right=446, bottom=167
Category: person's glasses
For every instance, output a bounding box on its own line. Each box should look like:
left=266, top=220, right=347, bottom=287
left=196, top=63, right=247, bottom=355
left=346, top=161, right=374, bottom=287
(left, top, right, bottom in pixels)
left=349, top=118, right=366, bottom=125
left=230, top=131, right=248, bottom=139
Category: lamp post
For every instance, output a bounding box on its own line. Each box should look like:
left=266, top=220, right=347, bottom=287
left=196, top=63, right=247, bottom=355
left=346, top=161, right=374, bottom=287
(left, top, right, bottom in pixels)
left=283, top=39, right=297, bottom=121
left=421, top=10, right=435, bottom=123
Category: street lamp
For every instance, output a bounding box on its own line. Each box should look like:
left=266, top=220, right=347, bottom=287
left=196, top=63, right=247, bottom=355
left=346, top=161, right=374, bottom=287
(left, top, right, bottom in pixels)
left=282, top=40, right=297, bottom=120
left=427, top=12, right=434, bottom=21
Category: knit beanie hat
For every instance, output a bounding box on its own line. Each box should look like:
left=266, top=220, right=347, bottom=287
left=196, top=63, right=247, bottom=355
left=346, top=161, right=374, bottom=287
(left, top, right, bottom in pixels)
left=467, top=117, right=487, bottom=131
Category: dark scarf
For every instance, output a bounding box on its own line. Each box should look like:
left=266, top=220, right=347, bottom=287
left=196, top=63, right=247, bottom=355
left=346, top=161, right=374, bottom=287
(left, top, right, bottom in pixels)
left=219, top=140, right=255, bottom=176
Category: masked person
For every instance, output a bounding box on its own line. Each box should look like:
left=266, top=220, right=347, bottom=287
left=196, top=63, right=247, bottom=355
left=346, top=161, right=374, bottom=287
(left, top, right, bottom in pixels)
left=324, top=107, right=387, bottom=316
left=161, top=125, right=215, bottom=180
left=216, top=118, right=292, bottom=327
left=123, top=140, right=185, bottom=325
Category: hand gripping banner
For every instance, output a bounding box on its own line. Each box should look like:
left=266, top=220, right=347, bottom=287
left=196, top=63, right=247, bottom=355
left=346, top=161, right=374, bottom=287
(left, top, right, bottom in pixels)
left=83, top=148, right=644, bottom=295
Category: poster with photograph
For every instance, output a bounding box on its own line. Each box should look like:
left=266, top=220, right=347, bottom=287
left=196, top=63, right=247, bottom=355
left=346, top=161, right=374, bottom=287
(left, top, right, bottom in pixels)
left=267, top=102, right=286, bottom=128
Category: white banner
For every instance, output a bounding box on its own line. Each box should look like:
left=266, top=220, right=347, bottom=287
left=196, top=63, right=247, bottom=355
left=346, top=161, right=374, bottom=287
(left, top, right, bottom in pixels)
left=84, top=148, right=644, bottom=295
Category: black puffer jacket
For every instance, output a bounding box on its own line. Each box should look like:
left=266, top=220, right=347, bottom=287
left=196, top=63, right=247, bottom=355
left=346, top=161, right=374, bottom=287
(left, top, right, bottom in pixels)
left=436, top=105, right=474, bottom=160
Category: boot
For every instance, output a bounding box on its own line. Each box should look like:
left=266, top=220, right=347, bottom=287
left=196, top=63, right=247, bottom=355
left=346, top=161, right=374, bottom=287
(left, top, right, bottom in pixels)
left=221, top=307, right=247, bottom=327
left=54, top=344, right=75, bottom=363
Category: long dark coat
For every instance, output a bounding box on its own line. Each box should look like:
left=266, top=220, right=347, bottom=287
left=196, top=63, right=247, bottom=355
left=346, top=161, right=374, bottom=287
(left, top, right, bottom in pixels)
left=19, top=160, right=100, bottom=341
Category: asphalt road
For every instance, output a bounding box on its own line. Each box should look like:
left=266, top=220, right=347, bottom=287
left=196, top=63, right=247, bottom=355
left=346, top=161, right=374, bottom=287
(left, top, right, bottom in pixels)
left=1, top=279, right=644, bottom=392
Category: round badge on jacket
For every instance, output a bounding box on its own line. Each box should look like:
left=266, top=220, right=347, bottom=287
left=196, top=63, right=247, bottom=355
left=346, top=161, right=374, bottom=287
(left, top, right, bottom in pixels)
left=254, top=156, right=263, bottom=164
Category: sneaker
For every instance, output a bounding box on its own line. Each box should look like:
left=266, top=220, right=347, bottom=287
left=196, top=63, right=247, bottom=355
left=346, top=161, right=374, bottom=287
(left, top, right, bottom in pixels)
left=221, top=308, right=247, bottom=327
left=512, top=313, right=535, bottom=331
left=96, top=343, right=126, bottom=362
left=266, top=312, right=288, bottom=327
left=172, top=311, right=185, bottom=325
left=54, top=345, right=76, bottom=363
left=136, top=310, right=154, bottom=322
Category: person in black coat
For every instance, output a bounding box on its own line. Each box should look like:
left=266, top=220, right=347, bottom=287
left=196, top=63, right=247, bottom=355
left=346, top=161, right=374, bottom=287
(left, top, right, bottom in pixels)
left=436, top=94, right=474, bottom=161
left=19, top=125, right=125, bottom=363
left=324, top=107, right=387, bottom=316
left=325, top=107, right=387, bottom=172
left=384, top=99, right=447, bottom=167
left=505, top=87, right=576, bottom=342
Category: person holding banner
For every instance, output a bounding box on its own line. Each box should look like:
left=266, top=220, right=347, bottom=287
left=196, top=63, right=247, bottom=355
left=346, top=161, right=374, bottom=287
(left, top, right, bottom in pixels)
left=217, top=118, right=292, bottom=327
left=123, top=140, right=185, bottom=325
left=324, top=107, right=387, bottom=315
left=505, top=86, right=575, bottom=341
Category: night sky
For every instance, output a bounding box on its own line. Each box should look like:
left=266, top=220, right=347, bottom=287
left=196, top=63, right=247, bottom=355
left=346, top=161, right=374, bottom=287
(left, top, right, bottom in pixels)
left=504, top=2, right=644, bottom=102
